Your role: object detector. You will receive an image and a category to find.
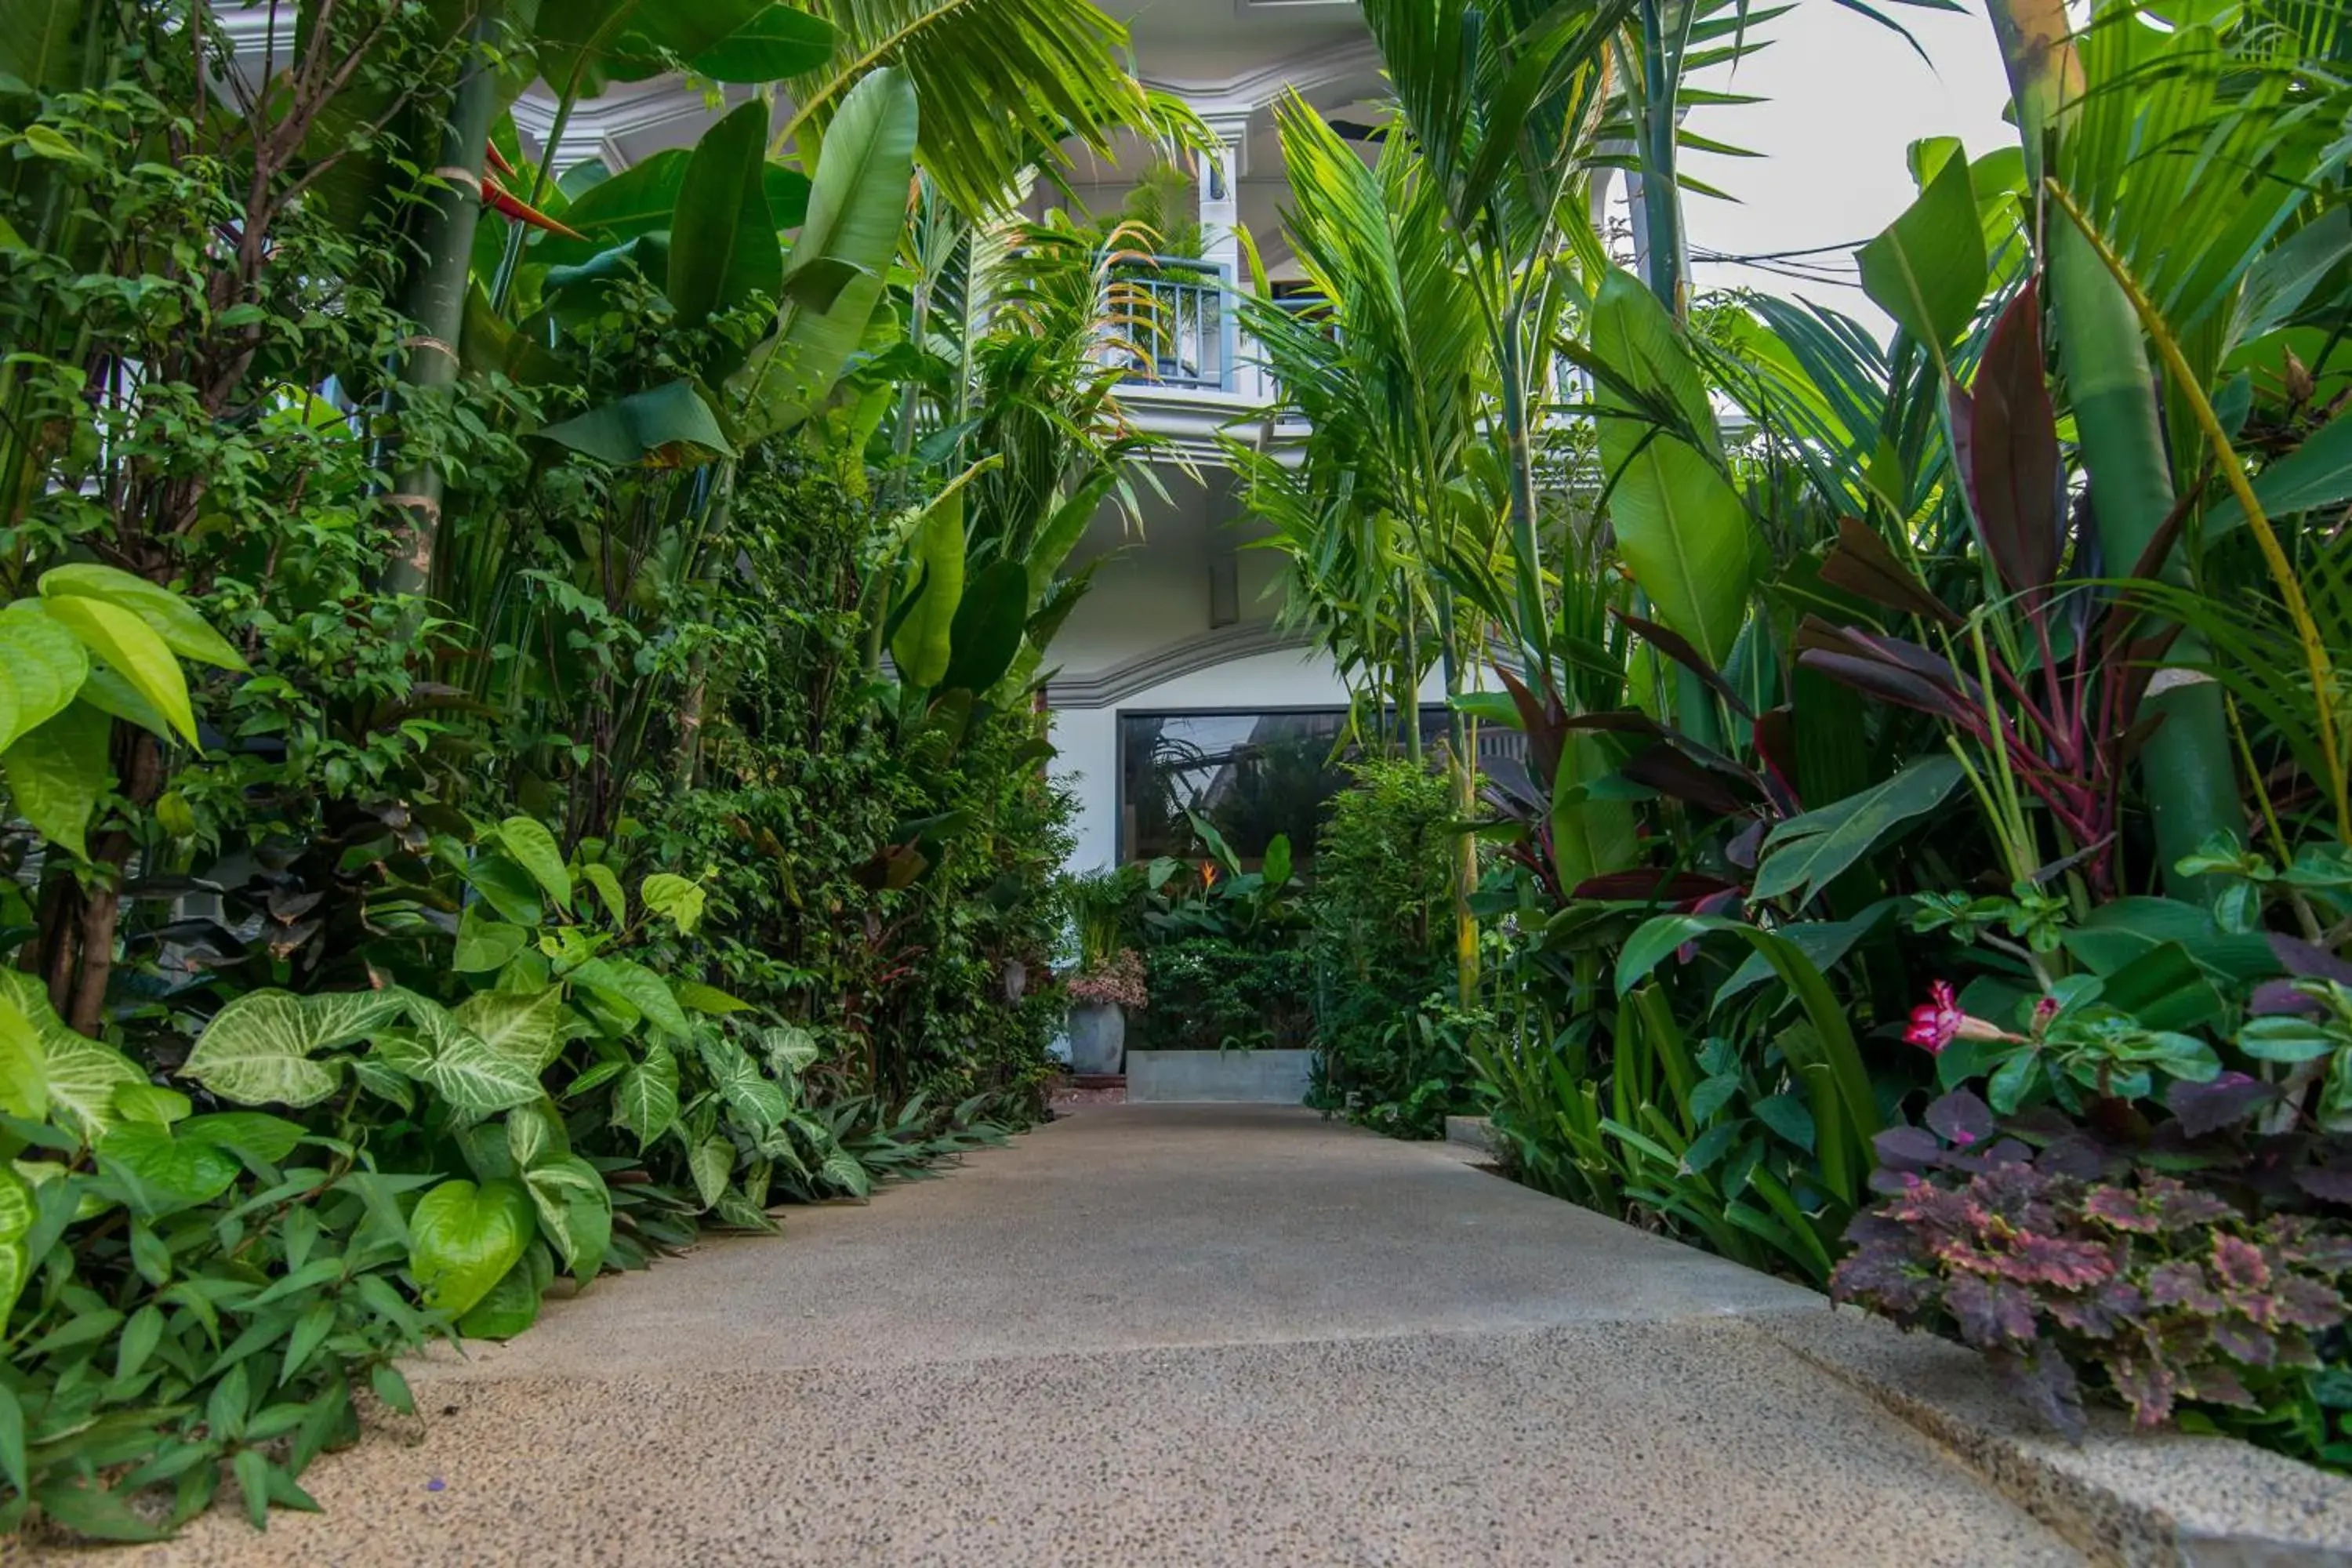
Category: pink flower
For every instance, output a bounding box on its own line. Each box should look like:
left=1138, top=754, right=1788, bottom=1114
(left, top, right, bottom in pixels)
left=2032, top=996, right=2059, bottom=1033
left=1904, top=980, right=2017, bottom=1054
left=1907, top=981, right=1964, bottom=1054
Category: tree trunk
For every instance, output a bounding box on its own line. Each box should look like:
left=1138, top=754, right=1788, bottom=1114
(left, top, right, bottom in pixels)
left=382, top=0, right=506, bottom=602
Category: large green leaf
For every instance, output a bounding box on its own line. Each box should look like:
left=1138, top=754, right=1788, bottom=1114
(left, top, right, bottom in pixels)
left=639, top=873, right=706, bottom=935
left=456, top=1257, right=544, bottom=1340
left=0, top=0, right=83, bottom=92
left=532, top=380, right=735, bottom=467
left=180, top=989, right=406, bottom=1109
left=2096, top=939, right=2229, bottom=1032
left=2221, top=412, right=2352, bottom=527
left=1858, top=151, right=1987, bottom=355
left=535, top=160, right=811, bottom=271
left=1753, top=756, right=1965, bottom=906
left=454, top=906, right=529, bottom=974
left=38, top=595, right=195, bottom=746
left=888, top=482, right=964, bottom=688
left=532, top=150, right=690, bottom=266
left=669, top=98, right=784, bottom=328
left=96, top=1123, right=243, bottom=1215
left=408, top=1178, right=534, bottom=1319
left=1588, top=270, right=1753, bottom=668
left=691, top=5, right=838, bottom=82
left=178, top=1112, right=308, bottom=1167
left=0, top=991, right=46, bottom=1123
left=523, top=1155, right=612, bottom=1283
left=939, top=560, right=1029, bottom=695
left=2, top=699, right=110, bottom=858
left=535, top=0, right=776, bottom=95
left=569, top=956, right=691, bottom=1038
left=735, top=66, right=917, bottom=439
left=495, top=815, right=572, bottom=911
left=1551, top=733, right=1637, bottom=890
left=2061, top=897, right=2278, bottom=981
left=0, top=599, right=88, bottom=753
left=38, top=564, right=245, bottom=671
left=1715, top=901, right=1899, bottom=1009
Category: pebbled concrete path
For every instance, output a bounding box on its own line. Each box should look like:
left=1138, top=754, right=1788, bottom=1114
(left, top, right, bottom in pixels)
left=124, top=1105, right=2080, bottom=1566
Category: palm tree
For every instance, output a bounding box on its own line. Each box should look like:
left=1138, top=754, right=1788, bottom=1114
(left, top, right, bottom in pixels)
left=1228, top=100, right=1515, bottom=1002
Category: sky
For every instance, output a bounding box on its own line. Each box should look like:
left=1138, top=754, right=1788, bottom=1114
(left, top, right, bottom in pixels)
left=1655, top=0, right=2016, bottom=332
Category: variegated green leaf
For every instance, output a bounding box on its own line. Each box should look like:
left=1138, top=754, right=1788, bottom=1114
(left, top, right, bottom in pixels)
left=612, top=1044, right=680, bottom=1149
left=391, top=991, right=541, bottom=1116
left=697, top=1035, right=789, bottom=1134
left=760, top=1025, right=820, bottom=1076
left=180, top=989, right=403, bottom=1109
left=688, top=1135, right=733, bottom=1209
left=523, top=1155, right=610, bottom=1283
left=455, top=989, right=565, bottom=1073
left=505, top=1100, right=568, bottom=1170
left=45, top=1030, right=147, bottom=1139
left=819, top=1150, right=871, bottom=1199
left=710, top=1186, right=776, bottom=1232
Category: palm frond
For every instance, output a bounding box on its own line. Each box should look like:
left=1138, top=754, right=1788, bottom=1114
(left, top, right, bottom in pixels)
left=782, top=0, right=1152, bottom=217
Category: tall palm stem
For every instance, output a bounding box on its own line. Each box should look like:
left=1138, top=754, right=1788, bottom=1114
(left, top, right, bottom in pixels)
left=383, top=0, right=503, bottom=601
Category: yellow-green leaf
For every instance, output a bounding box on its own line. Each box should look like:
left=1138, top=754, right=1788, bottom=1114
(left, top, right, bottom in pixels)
left=39, top=595, right=196, bottom=746
left=2, top=699, right=111, bottom=858
left=0, top=599, right=89, bottom=753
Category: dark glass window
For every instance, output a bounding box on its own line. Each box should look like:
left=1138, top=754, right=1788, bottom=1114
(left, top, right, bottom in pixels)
left=1116, top=709, right=1449, bottom=867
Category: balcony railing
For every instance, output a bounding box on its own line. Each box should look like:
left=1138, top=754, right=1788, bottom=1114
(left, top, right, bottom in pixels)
left=1109, top=256, right=1235, bottom=394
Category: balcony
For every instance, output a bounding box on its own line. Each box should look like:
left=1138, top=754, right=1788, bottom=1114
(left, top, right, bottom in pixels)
left=1110, top=256, right=1237, bottom=394
left=1102, top=260, right=1327, bottom=459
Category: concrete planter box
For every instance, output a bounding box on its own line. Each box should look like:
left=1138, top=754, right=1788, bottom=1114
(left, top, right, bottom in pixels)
left=1126, top=1048, right=1314, bottom=1105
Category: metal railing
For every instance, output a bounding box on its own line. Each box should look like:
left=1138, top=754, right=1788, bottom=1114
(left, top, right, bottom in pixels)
left=1109, top=256, right=1234, bottom=393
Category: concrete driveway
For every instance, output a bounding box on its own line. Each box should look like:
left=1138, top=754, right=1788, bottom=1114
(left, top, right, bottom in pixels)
left=121, top=1105, right=2078, bottom=1566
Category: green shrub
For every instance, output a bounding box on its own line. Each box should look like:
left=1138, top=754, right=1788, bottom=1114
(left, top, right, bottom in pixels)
left=1307, top=760, right=1464, bottom=1131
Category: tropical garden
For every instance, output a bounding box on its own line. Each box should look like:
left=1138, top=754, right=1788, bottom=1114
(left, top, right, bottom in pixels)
left=1221, top=0, right=2352, bottom=1479
left=4, top=0, right=2352, bottom=1543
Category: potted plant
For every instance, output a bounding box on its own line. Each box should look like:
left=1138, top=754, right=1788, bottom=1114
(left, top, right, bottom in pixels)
left=1063, top=868, right=1146, bottom=1074
left=1065, top=948, right=1147, bottom=1074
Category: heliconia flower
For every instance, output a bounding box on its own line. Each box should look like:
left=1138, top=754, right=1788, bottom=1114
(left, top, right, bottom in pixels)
left=1906, top=981, right=1964, bottom=1054
left=481, top=172, right=586, bottom=241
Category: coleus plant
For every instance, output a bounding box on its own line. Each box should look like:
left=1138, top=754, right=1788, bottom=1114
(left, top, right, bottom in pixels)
left=1835, top=1086, right=2352, bottom=1438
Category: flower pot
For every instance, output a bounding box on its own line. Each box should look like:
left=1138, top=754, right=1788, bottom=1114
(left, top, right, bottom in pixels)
left=1065, top=1000, right=1127, bottom=1075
